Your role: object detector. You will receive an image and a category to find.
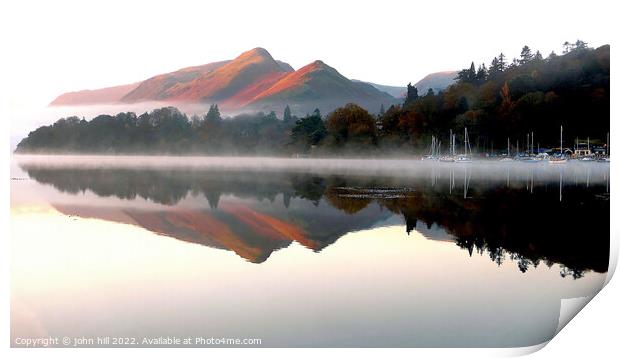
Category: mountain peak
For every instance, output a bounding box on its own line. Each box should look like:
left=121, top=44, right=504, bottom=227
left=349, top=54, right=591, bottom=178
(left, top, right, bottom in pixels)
left=308, top=60, right=329, bottom=69
left=237, top=47, right=274, bottom=62
left=295, top=60, right=336, bottom=77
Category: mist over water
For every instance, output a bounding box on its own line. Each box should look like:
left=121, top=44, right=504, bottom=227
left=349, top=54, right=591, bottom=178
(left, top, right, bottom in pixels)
left=13, top=154, right=611, bottom=180
left=10, top=155, right=610, bottom=347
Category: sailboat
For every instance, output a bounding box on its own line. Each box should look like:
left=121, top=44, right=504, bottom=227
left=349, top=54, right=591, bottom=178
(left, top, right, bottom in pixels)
left=455, top=127, right=472, bottom=163
left=519, top=131, right=541, bottom=162
left=500, top=137, right=514, bottom=161
left=422, top=135, right=440, bottom=161
left=580, top=137, right=595, bottom=161
left=439, top=130, right=456, bottom=162
left=550, top=125, right=568, bottom=164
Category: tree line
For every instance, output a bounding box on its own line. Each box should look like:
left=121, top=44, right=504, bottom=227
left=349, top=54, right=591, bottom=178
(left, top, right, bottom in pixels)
left=391, top=40, right=609, bottom=154
left=16, top=41, right=609, bottom=156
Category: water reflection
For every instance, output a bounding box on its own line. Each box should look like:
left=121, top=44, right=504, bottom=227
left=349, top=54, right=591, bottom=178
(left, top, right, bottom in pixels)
left=16, top=159, right=610, bottom=278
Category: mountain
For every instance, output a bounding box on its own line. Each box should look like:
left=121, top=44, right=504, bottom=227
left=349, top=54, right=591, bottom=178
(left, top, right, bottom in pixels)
left=247, top=60, right=398, bottom=113
left=49, top=48, right=397, bottom=114
left=414, top=71, right=457, bottom=94
left=122, top=48, right=294, bottom=106
left=119, top=60, right=230, bottom=102
left=50, top=82, right=141, bottom=106
left=351, top=80, right=406, bottom=98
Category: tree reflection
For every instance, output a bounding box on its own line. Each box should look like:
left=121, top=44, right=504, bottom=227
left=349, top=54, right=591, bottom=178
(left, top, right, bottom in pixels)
left=20, top=164, right=609, bottom=277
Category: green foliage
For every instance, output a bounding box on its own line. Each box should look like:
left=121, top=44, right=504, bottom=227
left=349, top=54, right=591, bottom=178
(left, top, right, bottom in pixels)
left=283, top=105, right=294, bottom=123
left=457, top=62, right=478, bottom=84
left=205, top=104, right=222, bottom=122
left=404, top=83, right=419, bottom=108
left=290, top=109, right=327, bottom=152
left=519, top=45, right=533, bottom=65
left=17, top=105, right=295, bottom=155
left=398, top=42, right=610, bottom=151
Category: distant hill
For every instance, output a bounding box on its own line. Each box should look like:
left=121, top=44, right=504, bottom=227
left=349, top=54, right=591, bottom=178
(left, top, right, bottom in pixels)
left=414, top=71, right=458, bottom=94
left=50, top=48, right=397, bottom=114
left=50, top=82, right=141, bottom=106
left=351, top=80, right=406, bottom=98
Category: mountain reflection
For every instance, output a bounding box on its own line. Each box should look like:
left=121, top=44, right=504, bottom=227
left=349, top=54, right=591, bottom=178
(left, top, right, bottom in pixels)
left=20, top=165, right=609, bottom=277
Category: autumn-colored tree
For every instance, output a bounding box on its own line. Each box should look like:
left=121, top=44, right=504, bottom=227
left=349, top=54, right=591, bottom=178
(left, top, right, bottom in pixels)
left=500, top=81, right=512, bottom=112
left=326, top=103, right=378, bottom=147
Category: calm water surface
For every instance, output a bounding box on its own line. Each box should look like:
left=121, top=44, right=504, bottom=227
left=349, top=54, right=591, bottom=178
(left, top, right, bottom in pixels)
left=10, top=155, right=610, bottom=347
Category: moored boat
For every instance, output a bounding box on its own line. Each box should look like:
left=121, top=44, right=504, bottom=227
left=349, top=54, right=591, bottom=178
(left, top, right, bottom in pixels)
left=455, top=155, right=472, bottom=163
left=549, top=157, right=568, bottom=164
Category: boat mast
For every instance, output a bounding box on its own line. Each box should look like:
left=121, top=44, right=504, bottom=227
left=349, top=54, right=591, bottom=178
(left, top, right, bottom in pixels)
left=507, top=137, right=510, bottom=157
left=454, top=134, right=457, bottom=155
left=560, top=125, right=563, bottom=155
left=428, top=136, right=433, bottom=156
left=526, top=133, right=529, bottom=155
left=464, top=127, right=471, bottom=156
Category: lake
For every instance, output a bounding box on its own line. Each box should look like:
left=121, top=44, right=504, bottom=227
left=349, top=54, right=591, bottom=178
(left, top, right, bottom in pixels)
left=10, top=155, right=610, bottom=347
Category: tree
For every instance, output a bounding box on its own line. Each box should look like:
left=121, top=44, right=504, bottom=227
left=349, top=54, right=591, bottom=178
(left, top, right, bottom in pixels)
left=519, top=46, right=533, bottom=65
left=404, top=83, right=419, bottom=106
left=489, top=57, right=501, bottom=78
left=378, top=104, right=403, bottom=138
left=426, top=88, right=435, bottom=96
left=205, top=104, right=222, bottom=123
left=499, top=81, right=512, bottom=113
left=290, top=111, right=326, bottom=151
left=489, top=54, right=507, bottom=78
left=533, top=51, right=543, bottom=62
left=548, top=51, right=558, bottom=60
left=498, top=53, right=507, bottom=71
left=574, top=39, right=589, bottom=51
left=283, top=105, right=293, bottom=122
left=325, top=103, right=378, bottom=147
left=457, top=62, right=477, bottom=84
left=476, top=63, right=488, bottom=83
left=265, top=111, right=278, bottom=122
left=190, top=114, right=202, bottom=129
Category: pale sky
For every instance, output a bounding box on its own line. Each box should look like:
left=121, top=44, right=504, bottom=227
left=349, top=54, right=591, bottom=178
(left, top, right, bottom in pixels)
left=2, top=0, right=613, bottom=107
